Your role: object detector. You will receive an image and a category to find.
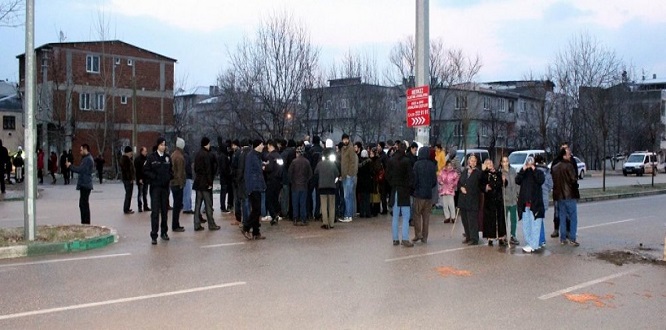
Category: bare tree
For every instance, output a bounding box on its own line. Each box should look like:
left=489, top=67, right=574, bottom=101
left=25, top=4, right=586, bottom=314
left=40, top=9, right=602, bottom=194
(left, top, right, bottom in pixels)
left=0, top=0, right=23, bottom=27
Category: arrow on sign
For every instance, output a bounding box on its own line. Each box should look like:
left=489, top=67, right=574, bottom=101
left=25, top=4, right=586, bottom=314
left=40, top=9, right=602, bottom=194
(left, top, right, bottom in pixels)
left=410, top=116, right=426, bottom=126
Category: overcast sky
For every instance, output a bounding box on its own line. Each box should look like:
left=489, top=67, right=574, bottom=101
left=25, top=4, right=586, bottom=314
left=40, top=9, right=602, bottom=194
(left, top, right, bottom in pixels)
left=1, top=0, right=665, bottom=89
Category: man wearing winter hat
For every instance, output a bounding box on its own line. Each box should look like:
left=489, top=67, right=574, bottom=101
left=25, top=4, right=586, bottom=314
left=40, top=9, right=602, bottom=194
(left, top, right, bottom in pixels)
left=170, top=138, right=186, bottom=232
left=143, top=137, right=173, bottom=244
left=120, top=146, right=136, bottom=214
left=193, top=137, right=220, bottom=231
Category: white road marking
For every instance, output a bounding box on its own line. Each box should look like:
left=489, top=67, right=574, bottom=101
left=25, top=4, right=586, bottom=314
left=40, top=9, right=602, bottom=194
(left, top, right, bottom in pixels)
left=0, top=216, right=49, bottom=223
left=0, top=282, right=246, bottom=321
left=0, top=253, right=131, bottom=268
left=295, top=234, right=324, bottom=239
left=385, top=245, right=482, bottom=262
left=578, top=219, right=636, bottom=230
left=200, top=242, right=246, bottom=248
left=538, top=269, right=637, bottom=300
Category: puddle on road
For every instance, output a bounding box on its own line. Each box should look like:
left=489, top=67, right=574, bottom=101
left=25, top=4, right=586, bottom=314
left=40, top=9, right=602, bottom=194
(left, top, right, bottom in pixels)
left=435, top=266, right=472, bottom=277
left=564, top=293, right=615, bottom=308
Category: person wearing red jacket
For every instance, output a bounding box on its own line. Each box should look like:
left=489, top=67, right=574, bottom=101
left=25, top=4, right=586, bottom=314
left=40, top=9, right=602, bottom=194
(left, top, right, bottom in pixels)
left=49, top=151, right=58, bottom=184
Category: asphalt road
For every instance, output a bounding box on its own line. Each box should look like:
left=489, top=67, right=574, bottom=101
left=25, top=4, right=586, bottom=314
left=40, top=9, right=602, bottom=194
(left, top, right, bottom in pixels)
left=578, top=170, right=666, bottom=189
left=0, top=182, right=665, bottom=329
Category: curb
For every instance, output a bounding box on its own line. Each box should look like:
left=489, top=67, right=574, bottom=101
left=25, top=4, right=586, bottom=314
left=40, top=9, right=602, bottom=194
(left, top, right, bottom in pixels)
left=0, top=226, right=118, bottom=260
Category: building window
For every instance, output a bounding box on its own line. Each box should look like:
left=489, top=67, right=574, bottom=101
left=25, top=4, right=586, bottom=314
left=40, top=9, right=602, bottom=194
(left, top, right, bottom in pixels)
left=127, top=59, right=133, bottom=66
left=483, top=96, right=490, bottom=110
left=508, top=100, right=515, bottom=113
left=86, top=55, right=100, bottom=73
left=325, top=100, right=331, bottom=110
left=481, top=125, right=489, bottom=137
left=120, top=96, right=128, bottom=104
left=499, top=98, right=506, bottom=112
left=115, top=58, right=120, bottom=65
left=2, top=116, right=16, bottom=130
left=454, top=122, right=463, bottom=136
left=455, top=95, right=467, bottom=110
left=520, top=101, right=527, bottom=113
left=80, top=93, right=91, bottom=110
left=93, top=93, right=105, bottom=111
left=340, top=98, right=348, bottom=109
left=79, top=93, right=104, bottom=111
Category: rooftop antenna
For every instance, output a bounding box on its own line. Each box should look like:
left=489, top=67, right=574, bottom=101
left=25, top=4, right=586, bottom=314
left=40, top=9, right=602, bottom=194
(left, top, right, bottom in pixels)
left=58, top=30, right=66, bottom=42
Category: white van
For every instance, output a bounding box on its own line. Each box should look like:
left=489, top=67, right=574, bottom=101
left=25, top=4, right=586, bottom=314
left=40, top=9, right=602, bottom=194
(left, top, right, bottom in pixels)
left=455, top=149, right=490, bottom=168
left=508, top=150, right=547, bottom=172
left=623, top=151, right=658, bottom=176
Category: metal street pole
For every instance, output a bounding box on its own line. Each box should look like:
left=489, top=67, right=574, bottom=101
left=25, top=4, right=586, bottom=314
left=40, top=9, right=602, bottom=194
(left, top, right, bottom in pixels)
left=24, top=0, right=36, bottom=241
left=415, top=0, right=430, bottom=146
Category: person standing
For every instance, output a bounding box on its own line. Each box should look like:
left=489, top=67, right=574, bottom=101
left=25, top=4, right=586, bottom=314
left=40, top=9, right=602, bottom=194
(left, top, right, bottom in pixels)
left=66, top=144, right=94, bottom=224
left=500, top=156, right=520, bottom=245
left=182, top=145, right=194, bottom=214
left=120, top=146, right=135, bottom=214
left=217, top=141, right=231, bottom=213
left=516, top=156, right=545, bottom=253
left=37, top=148, right=44, bottom=184
left=386, top=142, right=414, bottom=247
left=60, top=151, right=69, bottom=185
left=193, top=137, right=220, bottom=231
left=134, top=147, right=150, bottom=212
left=0, top=139, right=8, bottom=193
left=340, top=133, right=358, bottom=223
left=263, top=139, right=283, bottom=225
left=13, top=148, right=24, bottom=183
left=315, top=146, right=339, bottom=230
left=438, top=160, right=459, bottom=223
left=481, top=159, right=506, bottom=246
left=170, top=138, right=186, bottom=232
left=457, top=155, right=482, bottom=245
left=95, top=154, right=105, bottom=184
left=356, top=149, right=373, bottom=218
left=66, top=149, right=74, bottom=182
left=412, top=146, right=437, bottom=244
left=552, top=148, right=580, bottom=246
left=535, top=154, right=553, bottom=247
left=550, top=142, right=578, bottom=238
left=143, top=137, right=173, bottom=245
left=48, top=151, right=58, bottom=185
left=243, top=139, right=267, bottom=240
left=288, top=146, right=312, bottom=226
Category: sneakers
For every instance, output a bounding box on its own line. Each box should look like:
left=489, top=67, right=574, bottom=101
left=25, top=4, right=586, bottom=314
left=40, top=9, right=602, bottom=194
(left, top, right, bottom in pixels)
left=393, top=240, right=400, bottom=246
left=510, top=236, right=520, bottom=245
left=569, top=240, right=580, bottom=247
left=260, top=216, right=272, bottom=222
left=560, top=239, right=568, bottom=245
left=339, top=217, right=352, bottom=223
left=522, top=246, right=534, bottom=253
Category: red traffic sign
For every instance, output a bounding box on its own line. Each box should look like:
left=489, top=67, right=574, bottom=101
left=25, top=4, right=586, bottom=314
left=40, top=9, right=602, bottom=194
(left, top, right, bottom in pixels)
left=406, top=85, right=430, bottom=128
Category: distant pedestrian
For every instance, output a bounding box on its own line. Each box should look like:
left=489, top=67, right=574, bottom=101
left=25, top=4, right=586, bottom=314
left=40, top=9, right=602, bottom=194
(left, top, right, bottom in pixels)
left=120, top=146, right=135, bottom=214
left=182, top=145, right=194, bottom=214
left=263, top=139, right=283, bottom=225
left=13, top=148, right=24, bottom=183
left=170, top=138, right=186, bottom=232
left=500, top=156, right=520, bottom=245
left=217, top=141, right=232, bottom=213
left=49, top=151, right=58, bottom=184
left=340, top=133, right=358, bottom=223
left=412, top=146, right=437, bottom=244
left=481, top=159, right=506, bottom=246
left=535, top=154, right=553, bottom=247
left=60, top=151, right=69, bottom=185
left=66, top=144, right=94, bottom=224
left=143, top=137, right=173, bottom=245
left=0, top=139, right=8, bottom=193
left=95, top=154, right=105, bottom=184
left=193, top=137, right=220, bottom=231
left=134, top=147, right=150, bottom=212
left=386, top=142, right=414, bottom=247
left=315, top=145, right=339, bottom=230
left=37, top=148, right=44, bottom=184
left=67, top=149, right=74, bottom=182
left=288, top=146, right=312, bottom=226
left=356, top=149, right=373, bottom=218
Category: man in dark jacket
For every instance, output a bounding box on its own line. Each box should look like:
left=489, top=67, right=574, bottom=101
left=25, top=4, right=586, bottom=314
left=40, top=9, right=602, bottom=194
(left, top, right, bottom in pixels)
left=411, top=146, right=437, bottom=243
left=143, top=137, right=173, bottom=245
left=60, top=151, right=69, bottom=185
left=243, top=139, right=267, bottom=240
left=550, top=142, right=578, bottom=238
left=66, top=144, right=94, bottom=224
left=134, top=147, right=150, bottom=212
left=170, top=138, right=186, bottom=232
left=552, top=148, right=580, bottom=246
left=234, top=140, right=252, bottom=225
left=193, top=137, right=220, bottom=231
left=182, top=145, right=194, bottom=213
left=120, top=146, right=135, bottom=214
left=264, top=139, right=283, bottom=225
left=289, top=146, right=312, bottom=225
left=281, top=139, right=296, bottom=220
left=95, top=154, right=105, bottom=184
left=306, top=136, right=323, bottom=220
left=0, top=139, right=8, bottom=193
left=386, top=142, right=414, bottom=247
left=217, top=141, right=231, bottom=213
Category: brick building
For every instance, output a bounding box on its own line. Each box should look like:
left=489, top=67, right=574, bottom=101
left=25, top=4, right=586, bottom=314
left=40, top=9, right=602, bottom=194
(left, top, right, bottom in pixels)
left=17, top=40, right=176, bottom=166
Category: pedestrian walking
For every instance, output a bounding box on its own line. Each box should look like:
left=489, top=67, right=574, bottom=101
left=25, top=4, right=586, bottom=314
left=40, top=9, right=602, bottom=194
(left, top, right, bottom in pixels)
left=120, top=146, right=135, bottom=214
left=134, top=147, right=150, bottom=212
left=48, top=151, right=58, bottom=184
left=412, top=146, right=437, bottom=244
left=95, top=154, right=105, bottom=184
left=193, top=137, right=220, bottom=231
left=386, top=142, right=414, bottom=247
left=66, top=144, right=94, bottom=224
left=143, top=137, right=173, bottom=245
left=170, top=138, right=186, bottom=232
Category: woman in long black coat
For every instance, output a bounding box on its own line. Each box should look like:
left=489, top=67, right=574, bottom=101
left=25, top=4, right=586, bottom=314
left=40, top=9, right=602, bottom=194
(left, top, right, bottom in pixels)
left=356, top=150, right=374, bottom=218
left=457, top=155, right=482, bottom=245
left=481, top=159, right=506, bottom=245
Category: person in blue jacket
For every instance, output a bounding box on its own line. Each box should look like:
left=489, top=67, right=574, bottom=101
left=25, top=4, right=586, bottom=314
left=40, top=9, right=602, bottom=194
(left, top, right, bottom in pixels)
left=66, top=143, right=95, bottom=224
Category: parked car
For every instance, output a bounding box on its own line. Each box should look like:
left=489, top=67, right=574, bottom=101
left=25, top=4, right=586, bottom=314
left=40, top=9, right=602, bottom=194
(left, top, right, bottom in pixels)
left=547, top=156, right=587, bottom=179
left=508, top=150, right=547, bottom=172
left=622, top=151, right=658, bottom=176
left=455, top=149, right=489, bottom=168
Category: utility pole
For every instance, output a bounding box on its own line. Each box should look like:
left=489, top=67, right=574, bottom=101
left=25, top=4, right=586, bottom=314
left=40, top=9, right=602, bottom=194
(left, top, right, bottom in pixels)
left=415, top=0, right=430, bottom=146
left=24, top=0, right=36, bottom=241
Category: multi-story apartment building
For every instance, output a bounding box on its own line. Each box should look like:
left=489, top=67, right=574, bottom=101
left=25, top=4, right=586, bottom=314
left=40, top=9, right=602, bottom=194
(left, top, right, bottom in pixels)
left=0, top=81, right=23, bottom=153
left=17, top=40, right=176, bottom=165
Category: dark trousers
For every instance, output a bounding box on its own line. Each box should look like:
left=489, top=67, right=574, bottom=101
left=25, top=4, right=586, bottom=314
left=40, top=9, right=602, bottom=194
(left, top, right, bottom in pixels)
left=358, top=192, right=371, bottom=217
left=123, top=180, right=133, bottom=212
left=380, top=181, right=390, bottom=214
left=137, top=182, right=149, bottom=211
left=233, top=184, right=242, bottom=222
left=553, top=201, right=571, bottom=232
left=306, top=185, right=321, bottom=219
left=0, top=169, right=5, bottom=193
left=79, top=188, right=91, bottom=224
left=194, top=189, right=214, bottom=228
left=150, top=185, right=169, bottom=239
left=461, top=209, right=479, bottom=243
left=97, top=169, right=103, bottom=184
left=49, top=170, right=56, bottom=183
left=266, top=181, right=281, bottom=219
left=292, top=189, right=307, bottom=223
left=171, top=186, right=183, bottom=229
left=227, top=184, right=234, bottom=211
left=245, top=191, right=262, bottom=236
left=219, top=184, right=228, bottom=211
left=38, top=169, right=43, bottom=183
left=62, top=169, right=70, bottom=184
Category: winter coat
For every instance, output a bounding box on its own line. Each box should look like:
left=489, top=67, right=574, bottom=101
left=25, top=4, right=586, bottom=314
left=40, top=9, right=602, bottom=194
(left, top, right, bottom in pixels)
left=134, top=154, right=146, bottom=184
left=435, top=149, right=446, bottom=172
left=170, top=148, right=186, bottom=188
left=386, top=150, right=413, bottom=207
left=120, top=154, right=135, bottom=182
left=357, top=157, right=374, bottom=194
left=49, top=153, right=58, bottom=173
left=340, top=144, right=358, bottom=177
left=69, top=153, right=94, bottom=190
left=235, top=147, right=250, bottom=196
left=281, top=147, right=296, bottom=185
left=194, top=148, right=214, bottom=191
left=245, top=149, right=266, bottom=194
left=264, top=150, right=284, bottom=185
left=288, top=154, right=312, bottom=191
left=552, top=159, right=579, bottom=200
left=501, top=166, right=519, bottom=206
left=217, top=149, right=231, bottom=186
left=481, top=168, right=504, bottom=208
left=37, top=151, right=44, bottom=170
left=516, top=167, right=545, bottom=220
left=457, top=166, right=482, bottom=211
left=143, top=151, right=173, bottom=188
left=184, top=150, right=193, bottom=180
left=412, top=147, right=438, bottom=200
left=438, top=167, right=459, bottom=196
left=314, top=149, right=339, bottom=194
left=536, top=164, right=553, bottom=211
